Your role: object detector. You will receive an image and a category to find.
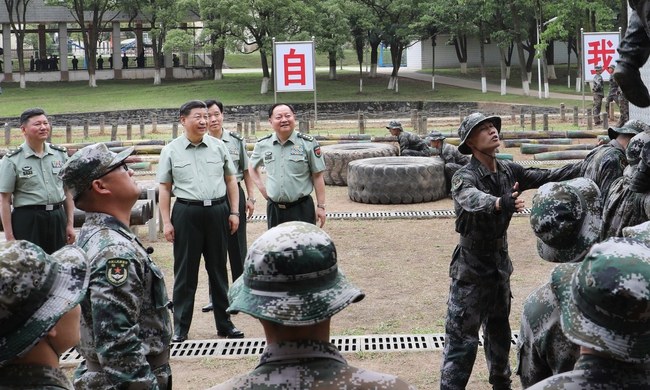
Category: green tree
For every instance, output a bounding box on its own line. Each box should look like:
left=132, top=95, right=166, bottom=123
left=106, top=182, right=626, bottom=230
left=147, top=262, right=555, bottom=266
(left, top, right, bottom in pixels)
left=3, top=0, right=34, bottom=88
left=311, top=0, right=350, bottom=80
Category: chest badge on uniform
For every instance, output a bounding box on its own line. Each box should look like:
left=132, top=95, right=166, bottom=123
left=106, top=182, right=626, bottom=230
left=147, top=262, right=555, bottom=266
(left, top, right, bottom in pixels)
left=51, top=160, right=63, bottom=168
left=290, top=145, right=304, bottom=156
left=451, top=175, right=463, bottom=192
left=21, top=166, right=33, bottom=176
left=106, top=258, right=130, bottom=286
left=314, top=145, right=321, bottom=158
left=264, top=151, right=273, bottom=162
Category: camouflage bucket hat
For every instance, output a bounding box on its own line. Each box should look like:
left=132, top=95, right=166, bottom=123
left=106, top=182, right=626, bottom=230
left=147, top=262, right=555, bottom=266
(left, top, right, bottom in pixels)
left=59, top=143, right=134, bottom=200
left=530, top=178, right=602, bottom=263
left=427, top=130, right=446, bottom=141
left=552, top=238, right=650, bottom=363
left=623, top=221, right=650, bottom=246
left=0, top=241, right=89, bottom=366
left=608, top=119, right=650, bottom=140
left=457, top=113, right=501, bottom=155
left=386, top=120, right=403, bottom=131
left=227, top=221, right=365, bottom=326
left=625, top=130, right=650, bottom=165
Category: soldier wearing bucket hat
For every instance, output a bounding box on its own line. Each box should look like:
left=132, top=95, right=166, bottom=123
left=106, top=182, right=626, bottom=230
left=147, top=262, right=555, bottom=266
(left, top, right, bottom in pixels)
left=442, top=112, right=581, bottom=390
left=209, top=221, right=415, bottom=390
left=592, top=65, right=605, bottom=125
left=516, top=178, right=602, bottom=388
left=528, top=237, right=650, bottom=389
left=576, top=119, right=648, bottom=204
left=427, top=130, right=470, bottom=194
left=386, top=120, right=431, bottom=157
left=59, top=143, right=173, bottom=389
left=601, top=129, right=650, bottom=239
left=0, top=240, right=89, bottom=389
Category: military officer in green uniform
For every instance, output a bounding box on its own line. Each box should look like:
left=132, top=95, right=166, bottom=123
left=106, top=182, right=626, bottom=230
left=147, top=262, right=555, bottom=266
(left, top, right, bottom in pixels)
left=0, top=108, right=75, bottom=254
left=202, top=99, right=256, bottom=313
left=157, top=100, right=244, bottom=342
left=249, top=103, right=326, bottom=229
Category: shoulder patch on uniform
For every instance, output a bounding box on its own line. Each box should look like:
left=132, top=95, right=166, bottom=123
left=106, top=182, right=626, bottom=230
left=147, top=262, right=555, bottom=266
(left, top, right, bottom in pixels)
left=257, top=134, right=273, bottom=142
left=451, top=175, right=464, bottom=192
left=297, top=132, right=314, bottom=142
left=6, top=146, right=22, bottom=157
left=50, top=144, right=67, bottom=152
left=106, top=258, right=130, bottom=286
left=229, top=131, right=244, bottom=141
left=314, top=145, right=322, bottom=158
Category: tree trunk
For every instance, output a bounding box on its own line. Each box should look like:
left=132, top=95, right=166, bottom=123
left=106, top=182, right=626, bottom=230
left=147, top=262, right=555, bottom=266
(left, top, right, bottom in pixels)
left=260, top=49, right=270, bottom=94
left=546, top=41, right=557, bottom=79
left=153, top=69, right=161, bottom=85
left=479, top=27, right=486, bottom=93
left=213, top=47, right=225, bottom=80
left=509, top=1, right=530, bottom=95
left=431, top=35, right=436, bottom=91
left=328, top=51, right=337, bottom=80
left=16, top=35, right=26, bottom=89
left=369, top=38, right=380, bottom=78
left=261, top=77, right=270, bottom=94
left=499, top=47, right=507, bottom=95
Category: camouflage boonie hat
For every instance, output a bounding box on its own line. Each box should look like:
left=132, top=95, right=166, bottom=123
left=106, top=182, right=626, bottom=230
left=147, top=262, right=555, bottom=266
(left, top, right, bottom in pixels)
left=551, top=237, right=650, bottom=363
left=227, top=221, right=365, bottom=326
left=386, top=120, right=403, bottom=131
left=623, top=221, right=650, bottom=247
left=0, top=241, right=89, bottom=366
left=530, top=178, right=602, bottom=263
left=427, top=130, right=446, bottom=141
left=457, top=112, right=501, bottom=155
left=625, top=130, right=650, bottom=165
left=594, top=65, right=603, bottom=71
left=59, top=143, right=134, bottom=200
left=608, top=119, right=649, bottom=140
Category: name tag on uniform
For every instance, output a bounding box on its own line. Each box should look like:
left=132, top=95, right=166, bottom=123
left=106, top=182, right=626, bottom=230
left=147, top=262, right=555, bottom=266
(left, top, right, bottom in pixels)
left=203, top=200, right=212, bottom=206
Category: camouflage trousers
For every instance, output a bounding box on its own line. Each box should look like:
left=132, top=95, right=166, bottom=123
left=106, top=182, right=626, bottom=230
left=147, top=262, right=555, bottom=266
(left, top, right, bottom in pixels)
left=618, top=96, right=630, bottom=127
left=592, top=94, right=604, bottom=124
left=440, top=278, right=512, bottom=390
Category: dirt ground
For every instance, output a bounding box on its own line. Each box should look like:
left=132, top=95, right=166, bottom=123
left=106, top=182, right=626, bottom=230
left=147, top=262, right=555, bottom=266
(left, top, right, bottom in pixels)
left=65, top=136, right=597, bottom=389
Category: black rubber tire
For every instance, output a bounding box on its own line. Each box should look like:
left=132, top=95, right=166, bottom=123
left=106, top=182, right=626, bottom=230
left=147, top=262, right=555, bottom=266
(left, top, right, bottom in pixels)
left=322, top=143, right=397, bottom=186
left=347, top=156, right=447, bottom=204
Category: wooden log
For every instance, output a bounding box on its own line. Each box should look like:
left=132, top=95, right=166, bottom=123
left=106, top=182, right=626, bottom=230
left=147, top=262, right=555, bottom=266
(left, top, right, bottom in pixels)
left=125, top=155, right=163, bottom=163
left=521, top=143, right=597, bottom=154
left=500, top=130, right=606, bottom=139
left=313, top=134, right=372, bottom=141
left=503, top=138, right=572, bottom=147
left=534, top=150, right=591, bottom=160
left=496, top=153, right=513, bottom=160
left=127, top=162, right=152, bottom=171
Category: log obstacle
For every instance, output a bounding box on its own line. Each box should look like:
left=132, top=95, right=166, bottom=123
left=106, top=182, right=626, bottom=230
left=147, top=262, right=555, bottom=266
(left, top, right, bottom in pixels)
left=500, top=130, right=606, bottom=139
left=521, top=143, right=597, bottom=154
left=502, top=138, right=572, bottom=148
left=534, top=150, right=591, bottom=160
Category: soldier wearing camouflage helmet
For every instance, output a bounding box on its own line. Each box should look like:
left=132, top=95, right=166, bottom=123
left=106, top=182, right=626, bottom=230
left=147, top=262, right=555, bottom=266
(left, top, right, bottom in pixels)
left=441, top=112, right=580, bottom=390
left=516, top=178, right=602, bottom=388
left=209, top=221, right=416, bottom=390
left=0, top=240, right=89, bottom=389
left=426, top=130, right=470, bottom=194
left=386, top=120, right=431, bottom=157
left=528, top=237, right=650, bottom=389
left=601, top=128, right=650, bottom=239
left=59, top=143, right=173, bottom=389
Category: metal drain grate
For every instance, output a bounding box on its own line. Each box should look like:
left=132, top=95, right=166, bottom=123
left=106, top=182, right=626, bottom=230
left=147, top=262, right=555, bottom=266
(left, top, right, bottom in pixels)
left=60, top=332, right=520, bottom=366
left=516, top=159, right=582, bottom=166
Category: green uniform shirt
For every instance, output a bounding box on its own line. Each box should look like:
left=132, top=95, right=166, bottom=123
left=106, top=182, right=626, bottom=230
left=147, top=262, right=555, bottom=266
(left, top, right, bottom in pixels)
left=0, top=142, right=67, bottom=207
left=213, top=130, right=248, bottom=182
left=250, top=130, right=325, bottom=203
left=157, top=135, right=236, bottom=200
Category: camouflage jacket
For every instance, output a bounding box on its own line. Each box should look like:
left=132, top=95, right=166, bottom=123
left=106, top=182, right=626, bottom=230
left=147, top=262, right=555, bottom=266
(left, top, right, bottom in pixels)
left=526, top=354, right=650, bottom=389
left=73, top=213, right=172, bottom=390
left=577, top=140, right=627, bottom=203
left=397, top=131, right=430, bottom=155
left=601, top=172, right=650, bottom=240
left=607, top=76, right=620, bottom=99
left=0, top=364, right=72, bottom=389
left=439, top=143, right=470, bottom=166
left=208, top=340, right=416, bottom=390
left=450, top=158, right=578, bottom=282
left=516, top=282, right=579, bottom=388
left=592, top=73, right=604, bottom=95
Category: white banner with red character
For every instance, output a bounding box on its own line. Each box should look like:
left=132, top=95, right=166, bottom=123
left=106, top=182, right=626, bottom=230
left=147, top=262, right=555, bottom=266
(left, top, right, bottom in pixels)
left=582, top=31, right=621, bottom=82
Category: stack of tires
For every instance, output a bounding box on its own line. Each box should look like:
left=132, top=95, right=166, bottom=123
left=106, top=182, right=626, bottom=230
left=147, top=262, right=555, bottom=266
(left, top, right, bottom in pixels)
left=321, top=143, right=397, bottom=186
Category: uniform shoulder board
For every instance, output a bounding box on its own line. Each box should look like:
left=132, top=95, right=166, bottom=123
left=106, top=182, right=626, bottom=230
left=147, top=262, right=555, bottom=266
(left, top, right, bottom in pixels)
left=229, top=131, right=244, bottom=141
left=297, top=132, right=315, bottom=142
left=50, top=144, right=67, bottom=153
left=5, top=146, right=22, bottom=157
left=257, top=134, right=273, bottom=142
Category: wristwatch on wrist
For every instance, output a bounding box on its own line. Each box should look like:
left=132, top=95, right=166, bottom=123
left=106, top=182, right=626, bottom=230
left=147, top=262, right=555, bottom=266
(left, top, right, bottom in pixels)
left=230, top=211, right=240, bottom=216
left=317, top=204, right=326, bottom=210
left=247, top=198, right=256, bottom=204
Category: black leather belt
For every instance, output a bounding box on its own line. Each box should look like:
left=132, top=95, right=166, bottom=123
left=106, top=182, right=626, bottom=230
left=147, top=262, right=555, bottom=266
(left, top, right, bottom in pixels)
left=271, top=195, right=309, bottom=209
left=459, top=236, right=505, bottom=252
left=15, top=202, right=63, bottom=211
left=176, top=196, right=226, bottom=206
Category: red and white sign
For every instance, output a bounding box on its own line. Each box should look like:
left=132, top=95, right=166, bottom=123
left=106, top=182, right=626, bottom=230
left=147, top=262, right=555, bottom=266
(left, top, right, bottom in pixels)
left=582, top=32, right=620, bottom=81
left=274, top=41, right=315, bottom=92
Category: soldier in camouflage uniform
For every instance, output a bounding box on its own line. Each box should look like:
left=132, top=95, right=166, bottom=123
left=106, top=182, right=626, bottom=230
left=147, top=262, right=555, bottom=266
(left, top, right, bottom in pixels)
left=528, top=237, right=650, bottom=389
left=426, top=130, right=470, bottom=194
left=606, top=64, right=630, bottom=127
left=441, top=112, right=580, bottom=390
left=592, top=65, right=605, bottom=125
left=209, top=221, right=416, bottom=390
left=601, top=128, right=650, bottom=239
left=0, top=240, right=89, bottom=390
left=59, top=143, right=173, bottom=389
left=386, top=120, right=431, bottom=157
left=516, top=178, right=602, bottom=388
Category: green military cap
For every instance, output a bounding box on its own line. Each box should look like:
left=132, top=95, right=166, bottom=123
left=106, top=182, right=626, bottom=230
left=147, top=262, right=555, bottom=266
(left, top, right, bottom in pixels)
left=457, top=112, right=501, bottom=155
left=551, top=237, right=650, bottom=363
left=623, top=221, right=650, bottom=246
left=625, top=130, right=650, bottom=165
left=427, top=130, right=446, bottom=141
left=530, top=178, right=602, bottom=263
left=608, top=119, right=650, bottom=140
left=227, top=221, right=365, bottom=326
left=0, top=241, right=89, bottom=366
left=386, top=120, right=403, bottom=131
left=59, top=143, right=134, bottom=200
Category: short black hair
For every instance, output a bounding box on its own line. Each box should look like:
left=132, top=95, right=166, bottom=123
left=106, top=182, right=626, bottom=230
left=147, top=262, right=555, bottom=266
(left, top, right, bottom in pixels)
left=20, top=108, right=46, bottom=125
left=268, top=103, right=296, bottom=118
left=180, top=100, right=207, bottom=117
left=205, top=100, right=224, bottom=113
